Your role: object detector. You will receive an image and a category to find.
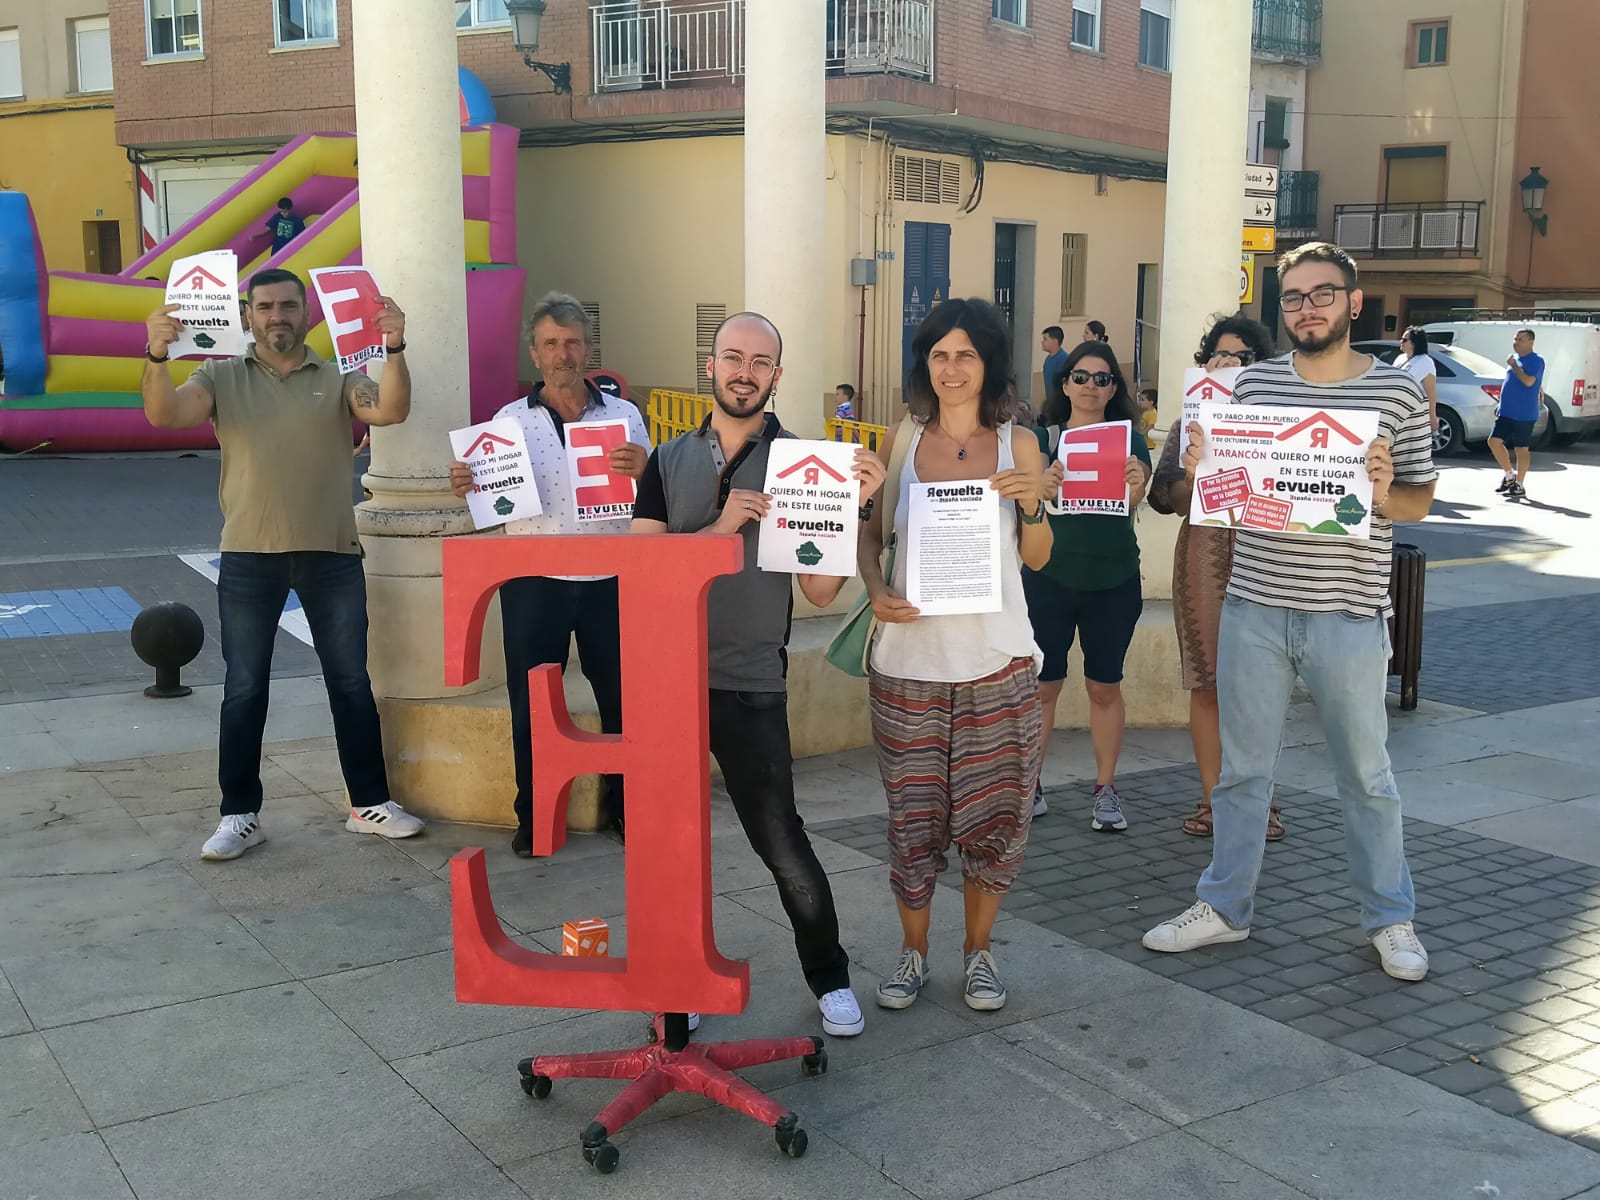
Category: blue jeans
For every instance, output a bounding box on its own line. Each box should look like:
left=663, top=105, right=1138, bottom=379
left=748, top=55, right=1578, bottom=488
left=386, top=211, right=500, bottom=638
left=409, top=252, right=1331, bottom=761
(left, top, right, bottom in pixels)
left=1197, top=596, right=1415, bottom=933
left=217, top=551, right=389, bottom=815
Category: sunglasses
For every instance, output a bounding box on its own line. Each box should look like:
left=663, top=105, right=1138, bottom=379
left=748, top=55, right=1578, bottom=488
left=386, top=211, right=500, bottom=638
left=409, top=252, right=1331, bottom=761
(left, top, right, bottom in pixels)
left=1068, top=369, right=1116, bottom=388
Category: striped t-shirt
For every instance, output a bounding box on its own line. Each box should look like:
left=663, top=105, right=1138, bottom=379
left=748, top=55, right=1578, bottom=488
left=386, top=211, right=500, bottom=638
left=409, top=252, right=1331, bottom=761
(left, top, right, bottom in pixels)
left=1227, top=353, right=1436, bottom=617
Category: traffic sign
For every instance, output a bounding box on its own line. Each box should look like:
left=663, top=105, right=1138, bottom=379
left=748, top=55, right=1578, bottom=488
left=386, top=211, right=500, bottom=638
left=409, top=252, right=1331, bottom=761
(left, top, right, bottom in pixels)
left=1240, top=255, right=1255, bottom=305
left=1243, top=162, right=1279, bottom=193
left=1242, top=226, right=1277, bottom=253
left=1244, top=194, right=1276, bottom=225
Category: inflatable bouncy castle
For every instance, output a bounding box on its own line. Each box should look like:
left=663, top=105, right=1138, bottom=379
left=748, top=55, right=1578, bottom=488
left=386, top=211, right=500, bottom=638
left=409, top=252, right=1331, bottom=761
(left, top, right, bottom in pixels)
left=0, top=76, right=524, bottom=453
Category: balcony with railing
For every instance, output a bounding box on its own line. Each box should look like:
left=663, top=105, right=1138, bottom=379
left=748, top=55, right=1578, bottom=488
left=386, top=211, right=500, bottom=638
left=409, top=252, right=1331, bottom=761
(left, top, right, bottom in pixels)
left=1333, top=202, right=1483, bottom=258
left=1276, top=169, right=1319, bottom=236
left=589, top=0, right=935, bottom=93
left=1252, top=0, right=1321, bottom=65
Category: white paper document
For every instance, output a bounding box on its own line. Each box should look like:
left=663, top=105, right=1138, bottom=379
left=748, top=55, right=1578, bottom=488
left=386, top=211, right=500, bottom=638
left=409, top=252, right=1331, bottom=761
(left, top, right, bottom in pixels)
left=448, top=418, right=543, bottom=530
left=904, top=482, right=1003, bottom=616
left=165, top=250, right=245, bottom=359
left=757, top=439, right=860, bottom=576
left=1181, top=366, right=1243, bottom=431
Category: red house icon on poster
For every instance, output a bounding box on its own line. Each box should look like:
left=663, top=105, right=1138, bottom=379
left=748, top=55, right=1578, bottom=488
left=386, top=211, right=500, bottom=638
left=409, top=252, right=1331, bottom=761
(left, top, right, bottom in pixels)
left=178, top=266, right=228, bottom=291
left=466, top=431, right=516, bottom=458
left=1275, top=411, right=1363, bottom=446
left=1185, top=375, right=1235, bottom=403
left=776, top=454, right=848, bottom=486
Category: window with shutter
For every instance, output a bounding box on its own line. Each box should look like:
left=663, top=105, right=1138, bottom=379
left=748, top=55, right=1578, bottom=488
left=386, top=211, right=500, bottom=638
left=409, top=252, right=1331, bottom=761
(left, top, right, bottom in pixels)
left=582, top=302, right=603, bottom=371
left=694, top=303, right=726, bottom=395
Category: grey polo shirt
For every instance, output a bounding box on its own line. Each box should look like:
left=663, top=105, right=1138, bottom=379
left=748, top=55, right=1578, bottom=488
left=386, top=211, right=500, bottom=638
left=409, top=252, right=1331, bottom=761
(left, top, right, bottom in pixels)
left=632, top=413, right=794, bottom=694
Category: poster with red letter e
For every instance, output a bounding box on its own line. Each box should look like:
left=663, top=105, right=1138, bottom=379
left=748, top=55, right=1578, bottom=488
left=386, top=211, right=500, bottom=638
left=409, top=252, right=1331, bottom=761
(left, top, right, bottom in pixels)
left=1056, top=420, right=1132, bottom=515
left=565, top=419, right=637, bottom=522
left=309, top=267, right=388, bottom=373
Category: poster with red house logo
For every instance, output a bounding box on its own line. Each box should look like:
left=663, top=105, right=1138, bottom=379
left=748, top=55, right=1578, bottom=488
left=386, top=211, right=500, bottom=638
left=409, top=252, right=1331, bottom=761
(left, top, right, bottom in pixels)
left=448, top=418, right=542, bottom=529
left=1181, top=366, right=1242, bottom=430
left=758, top=440, right=860, bottom=576
left=309, top=267, right=388, bottom=374
left=163, top=250, right=244, bottom=358
left=1054, top=420, right=1133, bottom=515
left=1190, top=402, right=1380, bottom=539
left=565, top=419, right=638, bottom=523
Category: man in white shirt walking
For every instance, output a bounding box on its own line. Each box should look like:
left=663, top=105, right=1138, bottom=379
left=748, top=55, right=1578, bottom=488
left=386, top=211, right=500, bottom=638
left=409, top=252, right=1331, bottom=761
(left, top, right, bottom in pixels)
left=449, top=292, right=649, bottom=854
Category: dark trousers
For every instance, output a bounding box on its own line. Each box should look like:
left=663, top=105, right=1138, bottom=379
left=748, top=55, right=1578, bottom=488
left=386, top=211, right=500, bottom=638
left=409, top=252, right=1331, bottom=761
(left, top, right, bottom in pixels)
left=217, top=551, right=389, bottom=816
left=500, top=575, right=624, bottom=829
left=709, top=689, right=851, bottom=999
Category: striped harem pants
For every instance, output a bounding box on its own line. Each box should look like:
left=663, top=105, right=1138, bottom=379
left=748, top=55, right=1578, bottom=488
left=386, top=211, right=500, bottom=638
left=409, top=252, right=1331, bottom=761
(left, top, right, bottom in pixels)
left=868, top=657, right=1041, bottom=909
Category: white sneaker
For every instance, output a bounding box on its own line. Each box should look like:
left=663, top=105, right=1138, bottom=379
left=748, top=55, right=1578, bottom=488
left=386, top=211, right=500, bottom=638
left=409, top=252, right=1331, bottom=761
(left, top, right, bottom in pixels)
left=686, top=1013, right=700, bottom=1032
left=818, top=988, right=865, bottom=1037
left=201, top=813, right=265, bottom=861
left=1372, top=921, right=1430, bottom=981
left=1142, top=901, right=1249, bottom=953
left=346, top=801, right=425, bottom=839
left=1032, top=784, right=1048, bottom=818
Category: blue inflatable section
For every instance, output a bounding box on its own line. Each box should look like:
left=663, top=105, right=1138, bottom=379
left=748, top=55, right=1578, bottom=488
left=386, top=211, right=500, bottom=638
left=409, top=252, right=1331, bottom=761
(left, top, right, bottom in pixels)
left=0, top=191, right=47, bottom=396
left=458, top=66, right=497, bottom=125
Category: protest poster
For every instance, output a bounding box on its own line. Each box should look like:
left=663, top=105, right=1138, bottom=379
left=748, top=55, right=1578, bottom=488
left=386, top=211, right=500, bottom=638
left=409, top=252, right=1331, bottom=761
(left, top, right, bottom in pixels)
left=905, top=482, right=1002, bottom=616
left=757, top=440, right=859, bottom=576
left=1055, top=419, right=1132, bottom=516
left=164, top=250, right=245, bottom=358
left=1190, top=402, right=1381, bottom=539
left=309, top=267, right=389, bottom=373
left=448, top=418, right=542, bottom=530
left=1181, top=366, right=1242, bottom=431
left=565, top=419, right=637, bottom=523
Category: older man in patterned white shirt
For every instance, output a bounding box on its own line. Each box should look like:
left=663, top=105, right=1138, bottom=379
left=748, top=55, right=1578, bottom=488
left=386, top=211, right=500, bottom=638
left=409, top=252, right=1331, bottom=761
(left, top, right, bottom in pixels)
left=449, top=291, right=649, bottom=854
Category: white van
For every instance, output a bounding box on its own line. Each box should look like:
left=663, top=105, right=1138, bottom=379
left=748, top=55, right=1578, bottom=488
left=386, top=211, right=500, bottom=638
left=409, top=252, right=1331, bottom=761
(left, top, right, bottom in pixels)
left=1423, top=319, right=1600, bottom=446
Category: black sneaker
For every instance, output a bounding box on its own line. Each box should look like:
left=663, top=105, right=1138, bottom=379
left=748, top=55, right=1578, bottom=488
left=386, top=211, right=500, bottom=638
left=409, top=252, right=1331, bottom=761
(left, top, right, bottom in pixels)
left=1505, top=482, right=1526, bottom=499
left=1495, top=476, right=1514, bottom=493
left=510, top=826, right=533, bottom=857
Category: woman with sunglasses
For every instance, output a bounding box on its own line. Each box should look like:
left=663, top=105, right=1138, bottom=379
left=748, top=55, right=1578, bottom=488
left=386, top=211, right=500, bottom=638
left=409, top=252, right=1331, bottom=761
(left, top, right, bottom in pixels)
left=1395, top=326, right=1440, bottom=434
left=1025, top=341, right=1151, bottom=831
left=1148, top=314, right=1281, bottom=840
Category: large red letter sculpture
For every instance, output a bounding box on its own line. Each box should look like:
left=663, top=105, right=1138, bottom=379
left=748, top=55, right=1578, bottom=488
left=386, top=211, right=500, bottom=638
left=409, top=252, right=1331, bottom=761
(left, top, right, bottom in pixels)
left=443, top=534, right=750, bottom=1016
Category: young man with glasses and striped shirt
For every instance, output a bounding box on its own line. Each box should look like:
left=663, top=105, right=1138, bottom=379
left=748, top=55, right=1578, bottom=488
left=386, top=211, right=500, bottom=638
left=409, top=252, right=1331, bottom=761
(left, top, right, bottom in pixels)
left=1143, top=243, right=1437, bottom=982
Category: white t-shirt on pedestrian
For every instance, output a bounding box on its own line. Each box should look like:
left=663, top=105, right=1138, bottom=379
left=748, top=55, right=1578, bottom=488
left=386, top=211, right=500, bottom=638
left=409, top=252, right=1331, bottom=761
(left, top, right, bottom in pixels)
left=1398, top=353, right=1436, bottom=386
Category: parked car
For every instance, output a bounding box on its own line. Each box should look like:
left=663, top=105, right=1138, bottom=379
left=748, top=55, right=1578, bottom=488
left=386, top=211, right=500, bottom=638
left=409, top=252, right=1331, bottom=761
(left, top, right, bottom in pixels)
left=1425, top=319, right=1600, bottom=447
left=1352, top=340, right=1549, bottom=456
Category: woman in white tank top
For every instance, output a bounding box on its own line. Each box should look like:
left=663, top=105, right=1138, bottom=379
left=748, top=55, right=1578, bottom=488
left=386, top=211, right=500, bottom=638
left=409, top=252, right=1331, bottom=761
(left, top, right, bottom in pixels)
left=856, top=298, right=1052, bottom=1015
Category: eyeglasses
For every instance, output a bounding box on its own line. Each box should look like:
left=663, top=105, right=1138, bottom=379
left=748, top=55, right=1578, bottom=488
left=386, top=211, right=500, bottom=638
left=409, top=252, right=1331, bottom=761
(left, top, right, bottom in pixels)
left=1068, top=369, right=1116, bottom=388
left=1227, top=351, right=1257, bottom=365
left=1279, top=285, right=1350, bottom=312
left=715, top=351, right=778, bottom=381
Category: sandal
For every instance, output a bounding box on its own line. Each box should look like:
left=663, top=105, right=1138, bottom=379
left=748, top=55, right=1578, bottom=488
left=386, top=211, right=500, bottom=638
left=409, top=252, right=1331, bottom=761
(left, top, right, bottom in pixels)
left=1266, top=806, right=1286, bottom=842
left=1181, top=803, right=1212, bottom=837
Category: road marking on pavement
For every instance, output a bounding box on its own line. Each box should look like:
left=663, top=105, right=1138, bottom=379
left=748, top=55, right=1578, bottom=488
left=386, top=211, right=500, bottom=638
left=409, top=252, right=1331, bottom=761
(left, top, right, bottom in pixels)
left=1426, top=548, right=1568, bottom=570
left=0, top=588, right=144, bottom=639
left=177, top=553, right=315, bottom=647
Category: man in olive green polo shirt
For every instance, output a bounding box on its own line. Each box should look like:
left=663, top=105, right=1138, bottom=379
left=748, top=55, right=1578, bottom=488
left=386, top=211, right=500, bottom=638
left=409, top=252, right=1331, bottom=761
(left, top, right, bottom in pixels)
left=142, top=267, right=425, bottom=861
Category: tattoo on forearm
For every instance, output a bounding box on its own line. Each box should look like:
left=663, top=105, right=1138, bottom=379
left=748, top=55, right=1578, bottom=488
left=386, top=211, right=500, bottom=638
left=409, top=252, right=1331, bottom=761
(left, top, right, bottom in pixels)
left=353, top=377, right=380, bottom=410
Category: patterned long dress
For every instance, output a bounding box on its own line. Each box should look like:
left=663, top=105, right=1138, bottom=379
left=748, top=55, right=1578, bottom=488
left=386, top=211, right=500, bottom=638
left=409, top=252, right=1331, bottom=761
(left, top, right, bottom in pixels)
left=1148, top=418, right=1235, bottom=692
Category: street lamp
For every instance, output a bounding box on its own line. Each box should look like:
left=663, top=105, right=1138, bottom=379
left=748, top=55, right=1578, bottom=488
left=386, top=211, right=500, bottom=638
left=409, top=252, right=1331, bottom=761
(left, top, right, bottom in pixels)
left=506, top=0, right=572, bottom=94
left=1519, top=166, right=1549, bottom=237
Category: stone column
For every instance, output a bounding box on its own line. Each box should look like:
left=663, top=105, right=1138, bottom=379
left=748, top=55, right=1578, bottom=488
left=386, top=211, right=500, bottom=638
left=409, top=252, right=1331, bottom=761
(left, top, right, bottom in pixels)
left=1156, top=0, right=1254, bottom=410
left=350, top=0, right=506, bottom=814
left=744, top=0, right=825, bottom=436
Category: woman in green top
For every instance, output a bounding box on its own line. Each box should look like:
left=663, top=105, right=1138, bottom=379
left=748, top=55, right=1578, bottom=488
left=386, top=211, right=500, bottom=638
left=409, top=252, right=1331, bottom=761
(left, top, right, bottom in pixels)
left=1024, top=341, right=1152, bottom=831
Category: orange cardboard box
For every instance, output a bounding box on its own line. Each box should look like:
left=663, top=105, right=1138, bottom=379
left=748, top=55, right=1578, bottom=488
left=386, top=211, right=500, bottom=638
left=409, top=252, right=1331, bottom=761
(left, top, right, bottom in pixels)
left=561, top=918, right=610, bottom=958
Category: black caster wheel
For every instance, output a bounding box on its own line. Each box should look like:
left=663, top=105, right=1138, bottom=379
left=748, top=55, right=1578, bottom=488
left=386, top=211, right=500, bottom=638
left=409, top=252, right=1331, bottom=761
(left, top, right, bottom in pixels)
left=523, top=1074, right=551, bottom=1099
left=801, top=1047, right=828, bottom=1076
left=583, top=1141, right=620, bottom=1174
left=775, top=1124, right=808, bottom=1158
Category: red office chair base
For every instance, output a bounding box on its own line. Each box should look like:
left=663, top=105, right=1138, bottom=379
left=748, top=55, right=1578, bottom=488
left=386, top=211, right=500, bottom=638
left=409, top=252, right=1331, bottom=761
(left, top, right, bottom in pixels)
left=516, top=1012, right=827, bottom=1173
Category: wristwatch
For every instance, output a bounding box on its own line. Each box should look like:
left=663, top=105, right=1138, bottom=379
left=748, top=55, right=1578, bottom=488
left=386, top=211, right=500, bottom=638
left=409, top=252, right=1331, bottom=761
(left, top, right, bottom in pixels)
left=1020, top=499, right=1046, bottom=525
left=858, top=498, right=875, bottom=522
left=145, top=344, right=170, bottom=363
left=386, top=339, right=406, bottom=354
